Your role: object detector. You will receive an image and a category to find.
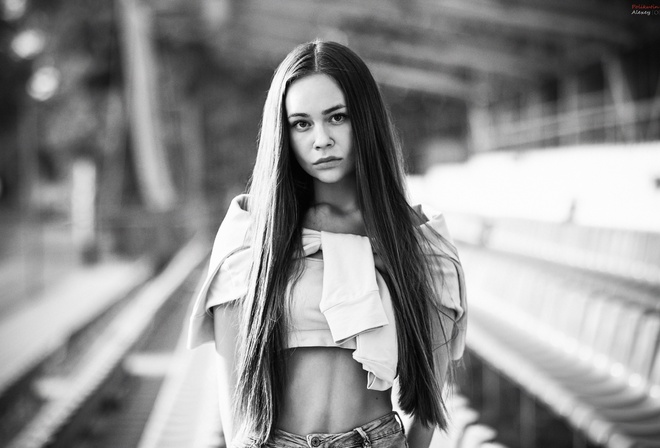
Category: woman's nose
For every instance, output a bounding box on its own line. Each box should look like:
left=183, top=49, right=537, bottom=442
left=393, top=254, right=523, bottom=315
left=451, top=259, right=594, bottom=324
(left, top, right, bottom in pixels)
left=313, top=125, right=333, bottom=149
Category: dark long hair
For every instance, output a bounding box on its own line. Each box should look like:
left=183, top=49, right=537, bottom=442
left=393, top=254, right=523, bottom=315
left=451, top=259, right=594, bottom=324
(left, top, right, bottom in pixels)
left=235, top=40, right=452, bottom=444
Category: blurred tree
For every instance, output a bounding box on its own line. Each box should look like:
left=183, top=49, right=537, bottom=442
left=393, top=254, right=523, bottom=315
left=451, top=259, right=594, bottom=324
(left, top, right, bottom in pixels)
left=36, top=0, right=121, bottom=158
left=1, top=0, right=125, bottom=212
left=0, top=17, right=32, bottom=204
left=154, top=19, right=272, bottom=222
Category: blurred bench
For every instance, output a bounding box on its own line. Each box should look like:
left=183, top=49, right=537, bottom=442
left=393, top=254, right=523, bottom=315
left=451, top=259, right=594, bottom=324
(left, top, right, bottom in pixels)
left=452, top=214, right=660, bottom=447
left=450, top=214, right=660, bottom=288
left=432, top=393, right=507, bottom=448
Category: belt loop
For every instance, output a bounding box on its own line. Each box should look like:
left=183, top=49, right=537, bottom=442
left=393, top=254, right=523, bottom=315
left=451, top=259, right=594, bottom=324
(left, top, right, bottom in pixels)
left=355, top=427, right=371, bottom=447
left=393, top=411, right=406, bottom=435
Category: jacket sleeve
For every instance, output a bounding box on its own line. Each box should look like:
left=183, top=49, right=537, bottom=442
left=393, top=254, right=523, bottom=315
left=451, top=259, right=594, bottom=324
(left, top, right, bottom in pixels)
left=417, top=207, right=468, bottom=361
left=187, top=195, right=252, bottom=349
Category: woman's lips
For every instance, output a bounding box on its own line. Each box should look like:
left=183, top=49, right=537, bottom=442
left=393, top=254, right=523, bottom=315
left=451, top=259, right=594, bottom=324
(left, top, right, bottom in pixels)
left=313, top=157, right=342, bottom=168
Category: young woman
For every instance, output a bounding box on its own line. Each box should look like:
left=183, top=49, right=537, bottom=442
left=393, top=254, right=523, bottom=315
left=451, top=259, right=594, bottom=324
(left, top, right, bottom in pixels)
left=188, top=40, right=467, bottom=448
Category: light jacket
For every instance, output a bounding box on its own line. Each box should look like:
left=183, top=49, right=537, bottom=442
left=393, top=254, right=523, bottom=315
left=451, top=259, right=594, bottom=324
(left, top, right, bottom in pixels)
left=188, top=194, right=467, bottom=389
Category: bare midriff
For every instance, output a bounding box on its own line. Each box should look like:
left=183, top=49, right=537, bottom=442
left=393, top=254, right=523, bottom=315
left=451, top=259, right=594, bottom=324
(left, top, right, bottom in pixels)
left=276, top=346, right=393, bottom=435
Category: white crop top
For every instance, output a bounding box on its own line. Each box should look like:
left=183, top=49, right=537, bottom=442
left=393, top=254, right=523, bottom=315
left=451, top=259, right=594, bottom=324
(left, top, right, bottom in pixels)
left=187, top=194, right=467, bottom=391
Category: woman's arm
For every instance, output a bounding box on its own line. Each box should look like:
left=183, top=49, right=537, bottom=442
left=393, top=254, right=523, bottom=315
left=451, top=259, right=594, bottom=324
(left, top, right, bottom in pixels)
left=392, top=378, right=438, bottom=448
left=406, top=326, right=453, bottom=448
left=394, top=304, right=455, bottom=448
left=407, top=419, right=435, bottom=448
left=213, top=303, right=240, bottom=445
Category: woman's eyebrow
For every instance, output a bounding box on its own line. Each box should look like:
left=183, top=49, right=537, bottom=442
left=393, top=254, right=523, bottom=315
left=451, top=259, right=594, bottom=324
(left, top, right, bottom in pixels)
left=322, top=104, right=346, bottom=115
left=287, top=112, right=309, bottom=119
left=287, top=104, right=346, bottom=119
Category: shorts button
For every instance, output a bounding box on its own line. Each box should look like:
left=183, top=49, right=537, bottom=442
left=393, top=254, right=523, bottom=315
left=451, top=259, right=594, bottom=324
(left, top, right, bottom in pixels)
left=310, top=436, right=321, bottom=447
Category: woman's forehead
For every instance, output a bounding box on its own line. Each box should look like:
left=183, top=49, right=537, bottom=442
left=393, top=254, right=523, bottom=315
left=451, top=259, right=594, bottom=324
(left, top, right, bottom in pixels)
left=285, top=74, right=346, bottom=115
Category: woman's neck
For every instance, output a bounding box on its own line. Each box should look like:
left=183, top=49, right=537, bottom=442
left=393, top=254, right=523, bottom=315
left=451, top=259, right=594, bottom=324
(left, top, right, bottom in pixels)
left=312, top=176, right=359, bottom=214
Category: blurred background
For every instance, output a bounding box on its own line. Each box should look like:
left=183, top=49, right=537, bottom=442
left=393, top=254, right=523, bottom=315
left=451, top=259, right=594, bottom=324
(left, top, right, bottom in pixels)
left=0, top=0, right=659, bottom=447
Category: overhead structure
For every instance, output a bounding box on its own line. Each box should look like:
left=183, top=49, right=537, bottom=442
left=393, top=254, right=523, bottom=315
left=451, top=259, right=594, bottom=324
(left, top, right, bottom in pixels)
left=172, top=0, right=657, bottom=101
left=151, top=0, right=660, bottom=152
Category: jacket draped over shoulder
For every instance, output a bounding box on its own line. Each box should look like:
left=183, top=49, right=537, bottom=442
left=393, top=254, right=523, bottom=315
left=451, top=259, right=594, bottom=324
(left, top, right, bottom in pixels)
left=187, top=194, right=252, bottom=349
left=187, top=194, right=467, bottom=364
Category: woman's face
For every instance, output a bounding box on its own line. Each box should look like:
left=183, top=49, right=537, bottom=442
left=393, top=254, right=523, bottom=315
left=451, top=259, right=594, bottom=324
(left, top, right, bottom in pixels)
left=285, top=74, right=355, bottom=185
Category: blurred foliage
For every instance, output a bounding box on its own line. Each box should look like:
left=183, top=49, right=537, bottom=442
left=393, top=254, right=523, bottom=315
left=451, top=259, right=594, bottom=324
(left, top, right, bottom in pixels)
left=154, top=30, right=273, bottom=212
left=0, top=16, right=31, bottom=200
left=33, top=0, right=121, bottom=159
left=1, top=0, right=123, bottom=204
left=0, top=22, right=31, bottom=131
left=1, top=0, right=470, bottom=212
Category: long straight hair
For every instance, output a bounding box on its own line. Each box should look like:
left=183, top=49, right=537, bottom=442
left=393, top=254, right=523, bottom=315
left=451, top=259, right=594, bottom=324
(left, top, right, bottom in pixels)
left=235, top=40, right=452, bottom=444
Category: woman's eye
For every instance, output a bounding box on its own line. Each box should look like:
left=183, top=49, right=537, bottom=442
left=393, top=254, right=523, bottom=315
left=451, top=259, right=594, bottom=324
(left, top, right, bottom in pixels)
left=330, top=113, right=347, bottom=124
left=291, top=121, right=310, bottom=131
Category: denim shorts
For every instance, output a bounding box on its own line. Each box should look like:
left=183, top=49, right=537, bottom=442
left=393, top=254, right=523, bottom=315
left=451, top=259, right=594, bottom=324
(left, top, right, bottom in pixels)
left=260, top=411, right=408, bottom=448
